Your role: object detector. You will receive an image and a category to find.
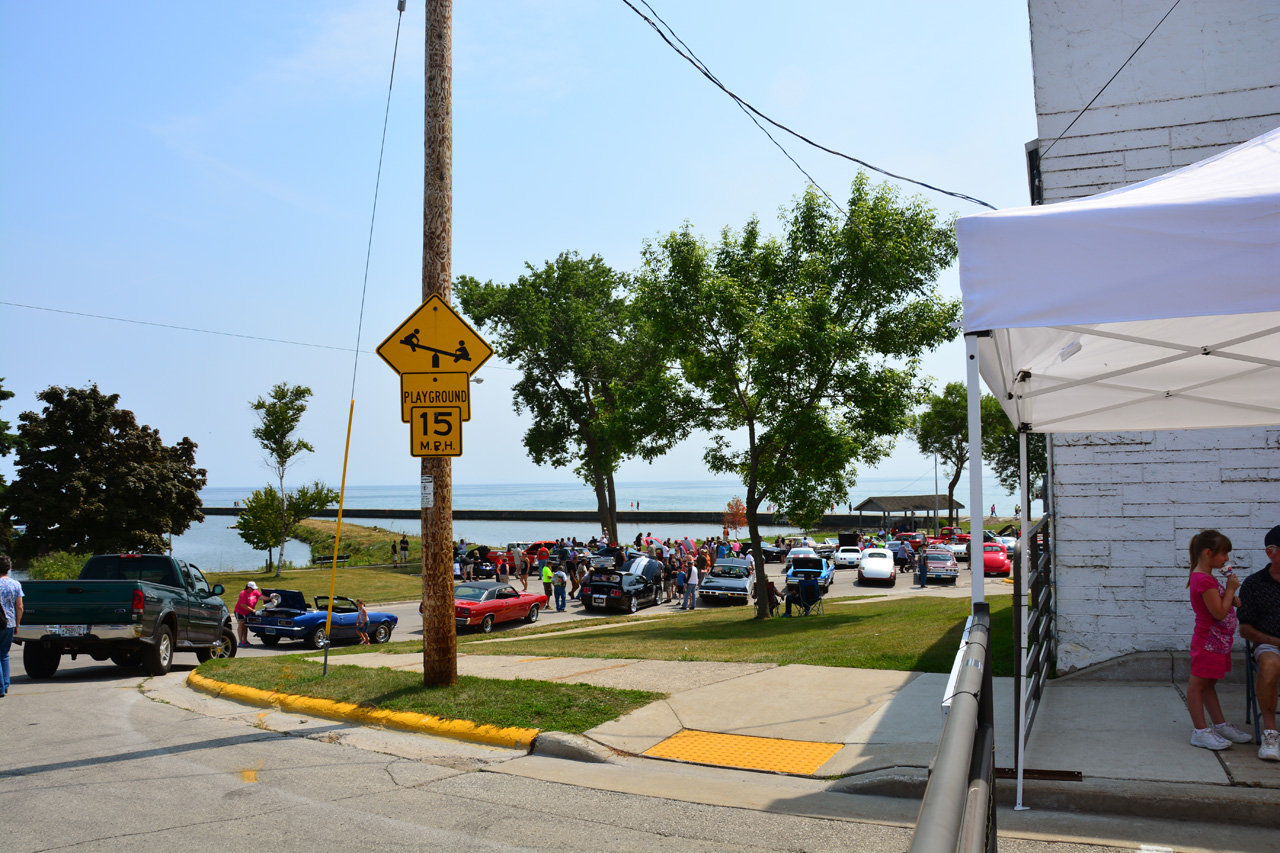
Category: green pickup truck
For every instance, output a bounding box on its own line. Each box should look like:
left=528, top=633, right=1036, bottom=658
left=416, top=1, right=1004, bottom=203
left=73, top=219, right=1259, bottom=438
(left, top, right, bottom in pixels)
left=15, top=553, right=236, bottom=678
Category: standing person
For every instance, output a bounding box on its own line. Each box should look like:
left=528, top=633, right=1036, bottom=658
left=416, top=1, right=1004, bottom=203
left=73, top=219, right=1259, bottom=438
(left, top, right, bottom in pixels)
left=399, top=534, right=409, bottom=565
left=676, top=558, right=688, bottom=603
left=684, top=549, right=705, bottom=610
left=551, top=567, right=568, bottom=612
left=517, top=546, right=530, bottom=592
left=990, top=503, right=996, bottom=518
left=390, top=541, right=398, bottom=565
left=1238, top=524, right=1280, bottom=761
left=0, top=555, right=24, bottom=698
left=1184, top=530, right=1252, bottom=750
left=234, top=581, right=261, bottom=648
left=541, top=560, right=554, bottom=601
left=355, top=599, right=370, bottom=644
left=564, top=546, right=580, bottom=598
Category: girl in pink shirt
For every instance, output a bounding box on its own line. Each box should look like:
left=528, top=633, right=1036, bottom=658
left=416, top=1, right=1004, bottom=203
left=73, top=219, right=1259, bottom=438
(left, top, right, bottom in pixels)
left=1185, top=530, right=1251, bottom=750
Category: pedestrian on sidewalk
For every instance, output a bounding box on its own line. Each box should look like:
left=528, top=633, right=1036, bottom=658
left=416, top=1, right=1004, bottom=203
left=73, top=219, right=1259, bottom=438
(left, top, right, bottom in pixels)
left=355, top=599, right=370, bottom=644
left=1238, top=524, right=1280, bottom=761
left=0, top=555, right=24, bottom=698
left=1184, top=530, right=1253, bottom=750
left=399, top=534, right=408, bottom=565
left=683, top=549, right=705, bottom=610
left=541, top=559, right=554, bottom=601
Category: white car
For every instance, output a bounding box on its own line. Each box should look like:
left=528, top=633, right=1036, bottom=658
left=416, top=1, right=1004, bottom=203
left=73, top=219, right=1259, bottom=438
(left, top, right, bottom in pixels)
left=858, top=548, right=896, bottom=586
left=831, top=546, right=862, bottom=569
left=784, top=546, right=818, bottom=568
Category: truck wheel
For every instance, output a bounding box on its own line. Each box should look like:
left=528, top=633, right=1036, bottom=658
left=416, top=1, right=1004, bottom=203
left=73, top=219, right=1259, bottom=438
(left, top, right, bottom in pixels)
left=371, top=622, right=392, bottom=644
left=110, top=650, right=143, bottom=668
left=306, top=626, right=329, bottom=650
left=23, top=643, right=61, bottom=679
left=145, top=626, right=174, bottom=676
left=198, top=628, right=237, bottom=662
left=258, top=634, right=281, bottom=647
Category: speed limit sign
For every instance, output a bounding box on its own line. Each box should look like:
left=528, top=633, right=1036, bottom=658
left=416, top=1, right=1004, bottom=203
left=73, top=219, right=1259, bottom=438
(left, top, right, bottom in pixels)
left=410, top=406, right=462, bottom=457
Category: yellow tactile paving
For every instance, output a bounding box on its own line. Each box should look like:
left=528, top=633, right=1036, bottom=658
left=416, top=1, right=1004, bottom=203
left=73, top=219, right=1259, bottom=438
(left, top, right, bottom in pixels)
left=643, top=729, right=842, bottom=776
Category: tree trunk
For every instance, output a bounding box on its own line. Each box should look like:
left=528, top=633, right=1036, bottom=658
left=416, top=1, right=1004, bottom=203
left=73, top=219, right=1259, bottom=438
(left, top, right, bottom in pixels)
left=604, top=470, right=618, bottom=544
left=746, top=430, right=770, bottom=620
left=276, top=475, right=287, bottom=577
left=420, top=0, right=457, bottom=687
left=946, top=465, right=963, bottom=528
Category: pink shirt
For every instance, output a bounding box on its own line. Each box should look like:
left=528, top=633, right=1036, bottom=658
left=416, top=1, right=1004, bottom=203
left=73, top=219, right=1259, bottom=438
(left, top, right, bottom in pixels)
left=235, top=588, right=261, bottom=617
left=1189, top=571, right=1236, bottom=653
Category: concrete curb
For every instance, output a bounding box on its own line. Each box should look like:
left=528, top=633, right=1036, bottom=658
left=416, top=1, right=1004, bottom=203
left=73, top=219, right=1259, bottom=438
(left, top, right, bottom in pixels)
left=186, top=671, right=539, bottom=750
left=530, top=731, right=620, bottom=763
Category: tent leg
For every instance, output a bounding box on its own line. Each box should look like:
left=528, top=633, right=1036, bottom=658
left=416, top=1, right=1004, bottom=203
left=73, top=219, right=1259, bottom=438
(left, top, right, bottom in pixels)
left=1016, top=430, right=1030, bottom=810
left=966, top=333, right=985, bottom=607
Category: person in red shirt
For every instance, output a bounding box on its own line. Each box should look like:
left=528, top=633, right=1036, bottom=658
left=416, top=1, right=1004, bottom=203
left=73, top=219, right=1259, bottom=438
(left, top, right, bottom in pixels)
left=234, top=581, right=261, bottom=648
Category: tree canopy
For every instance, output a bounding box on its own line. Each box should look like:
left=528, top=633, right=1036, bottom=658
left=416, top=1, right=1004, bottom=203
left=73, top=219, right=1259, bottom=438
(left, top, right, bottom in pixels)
left=0, top=378, right=20, bottom=553
left=8, top=385, right=206, bottom=556
left=637, top=177, right=960, bottom=616
left=250, top=382, right=315, bottom=577
left=981, top=395, right=1048, bottom=504
left=235, top=481, right=337, bottom=570
left=457, top=251, right=679, bottom=542
left=909, top=381, right=969, bottom=526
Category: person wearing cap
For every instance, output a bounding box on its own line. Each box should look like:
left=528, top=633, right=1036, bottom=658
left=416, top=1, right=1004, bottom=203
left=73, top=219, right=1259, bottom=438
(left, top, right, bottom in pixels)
left=1238, top=524, right=1280, bottom=761
left=234, top=581, right=262, bottom=648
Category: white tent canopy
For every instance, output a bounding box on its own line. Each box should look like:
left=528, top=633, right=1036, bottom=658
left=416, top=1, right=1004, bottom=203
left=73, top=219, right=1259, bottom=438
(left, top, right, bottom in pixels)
left=957, top=127, right=1280, bottom=433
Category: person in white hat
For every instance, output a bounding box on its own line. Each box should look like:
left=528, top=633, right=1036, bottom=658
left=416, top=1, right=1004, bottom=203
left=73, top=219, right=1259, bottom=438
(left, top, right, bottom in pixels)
left=234, top=581, right=261, bottom=647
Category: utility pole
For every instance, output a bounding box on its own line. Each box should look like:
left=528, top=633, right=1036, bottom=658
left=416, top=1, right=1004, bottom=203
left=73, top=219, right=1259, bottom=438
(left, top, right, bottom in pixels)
left=421, top=0, right=456, bottom=686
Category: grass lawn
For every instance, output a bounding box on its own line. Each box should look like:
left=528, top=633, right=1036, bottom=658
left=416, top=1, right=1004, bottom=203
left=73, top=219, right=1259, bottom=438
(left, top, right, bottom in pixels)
left=447, top=594, right=1016, bottom=676
left=204, top=564, right=424, bottom=612
left=197, top=654, right=662, bottom=733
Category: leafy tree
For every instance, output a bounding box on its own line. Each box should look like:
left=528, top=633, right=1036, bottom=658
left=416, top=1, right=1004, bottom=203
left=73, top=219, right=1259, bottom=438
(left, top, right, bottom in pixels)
left=638, top=178, right=959, bottom=618
left=981, top=395, right=1047, bottom=510
left=456, top=252, right=680, bottom=542
left=235, top=481, right=338, bottom=570
left=8, top=385, right=206, bottom=556
left=0, top=377, right=20, bottom=553
left=723, top=496, right=747, bottom=538
left=909, top=381, right=968, bottom=527
left=250, top=383, right=315, bottom=577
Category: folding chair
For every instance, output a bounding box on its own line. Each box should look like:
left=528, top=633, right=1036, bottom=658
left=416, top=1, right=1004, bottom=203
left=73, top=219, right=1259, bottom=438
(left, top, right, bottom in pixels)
left=796, top=579, right=825, bottom=617
left=1245, top=640, right=1262, bottom=745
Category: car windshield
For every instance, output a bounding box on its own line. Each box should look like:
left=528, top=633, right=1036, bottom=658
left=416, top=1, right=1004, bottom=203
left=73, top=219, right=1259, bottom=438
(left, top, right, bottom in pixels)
left=454, top=585, right=490, bottom=601
left=711, top=562, right=750, bottom=578
left=927, top=553, right=952, bottom=564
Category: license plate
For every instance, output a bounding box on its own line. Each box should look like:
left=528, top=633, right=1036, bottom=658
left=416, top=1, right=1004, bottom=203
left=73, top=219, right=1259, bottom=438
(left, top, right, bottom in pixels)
left=593, top=595, right=605, bottom=605
left=264, top=627, right=276, bottom=635
left=55, top=625, right=87, bottom=637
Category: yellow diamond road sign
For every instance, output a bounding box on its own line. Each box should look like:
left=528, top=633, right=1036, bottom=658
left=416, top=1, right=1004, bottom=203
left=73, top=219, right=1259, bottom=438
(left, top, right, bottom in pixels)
left=377, top=294, right=492, bottom=377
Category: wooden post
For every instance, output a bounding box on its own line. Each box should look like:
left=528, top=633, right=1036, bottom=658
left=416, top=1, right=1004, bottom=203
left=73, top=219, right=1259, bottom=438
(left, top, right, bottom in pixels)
left=421, top=0, right=456, bottom=686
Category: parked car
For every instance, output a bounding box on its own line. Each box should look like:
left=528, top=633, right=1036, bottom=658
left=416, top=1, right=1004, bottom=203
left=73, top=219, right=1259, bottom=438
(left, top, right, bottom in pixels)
left=831, top=546, right=862, bottom=569
left=924, top=548, right=961, bottom=584
left=785, top=555, right=834, bottom=593
left=857, top=548, right=896, bottom=586
left=759, top=542, right=787, bottom=563
left=581, top=556, right=663, bottom=613
left=784, top=546, right=818, bottom=568
left=246, top=591, right=399, bottom=648
left=943, top=536, right=972, bottom=562
left=453, top=581, right=546, bottom=633
left=886, top=540, right=918, bottom=570
left=698, top=557, right=755, bottom=605
left=982, top=543, right=1012, bottom=576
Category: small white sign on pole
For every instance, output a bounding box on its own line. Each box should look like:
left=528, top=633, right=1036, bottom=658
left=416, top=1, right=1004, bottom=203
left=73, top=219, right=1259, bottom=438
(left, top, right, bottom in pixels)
left=420, top=475, right=434, bottom=508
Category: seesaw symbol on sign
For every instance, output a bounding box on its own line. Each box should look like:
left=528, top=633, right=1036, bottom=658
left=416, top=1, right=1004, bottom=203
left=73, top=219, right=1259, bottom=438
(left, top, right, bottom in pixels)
left=376, top=294, right=492, bottom=377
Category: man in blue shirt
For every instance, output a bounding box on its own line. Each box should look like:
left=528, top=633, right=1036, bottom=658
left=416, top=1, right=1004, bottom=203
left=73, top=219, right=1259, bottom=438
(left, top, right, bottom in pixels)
left=0, top=555, right=24, bottom=698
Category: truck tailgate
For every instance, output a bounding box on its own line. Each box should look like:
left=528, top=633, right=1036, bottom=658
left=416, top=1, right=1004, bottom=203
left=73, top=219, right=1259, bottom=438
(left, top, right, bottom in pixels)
left=23, top=580, right=139, bottom=626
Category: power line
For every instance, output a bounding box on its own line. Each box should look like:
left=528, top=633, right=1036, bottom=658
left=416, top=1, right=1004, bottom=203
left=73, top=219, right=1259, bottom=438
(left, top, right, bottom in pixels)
left=1039, top=0, right=1183, bottom=159
left=621, top=0, right=997, bottom=210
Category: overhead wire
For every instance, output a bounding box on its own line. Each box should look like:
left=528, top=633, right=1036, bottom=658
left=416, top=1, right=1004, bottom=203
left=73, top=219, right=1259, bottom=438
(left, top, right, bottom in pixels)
left=1039, top=0, right=1183, bottom=159
left=621, top=0, right=997, bottom=210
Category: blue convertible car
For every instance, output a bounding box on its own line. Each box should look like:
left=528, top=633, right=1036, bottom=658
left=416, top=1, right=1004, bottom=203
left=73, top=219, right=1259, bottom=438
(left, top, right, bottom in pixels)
left=784, top=556, right=834, bottom=594
left=245, top=589, right=398, bottom=649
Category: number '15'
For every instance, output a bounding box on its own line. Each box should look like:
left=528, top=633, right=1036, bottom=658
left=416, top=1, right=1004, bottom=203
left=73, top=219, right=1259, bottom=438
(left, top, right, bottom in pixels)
left=420, top=410, right=453, bottom=436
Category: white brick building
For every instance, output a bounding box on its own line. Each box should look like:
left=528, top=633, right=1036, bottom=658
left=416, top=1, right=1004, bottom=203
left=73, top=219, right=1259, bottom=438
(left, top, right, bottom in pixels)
left=1024, top=0, right=1280, bottom=671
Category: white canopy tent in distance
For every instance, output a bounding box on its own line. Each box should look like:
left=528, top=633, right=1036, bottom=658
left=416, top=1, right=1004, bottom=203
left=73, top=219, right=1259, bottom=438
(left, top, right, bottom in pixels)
left=955, top=126, right=1280, bottom=808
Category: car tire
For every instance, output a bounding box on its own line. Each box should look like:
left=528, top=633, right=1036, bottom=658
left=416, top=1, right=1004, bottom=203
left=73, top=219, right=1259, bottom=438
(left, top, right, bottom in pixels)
left=480, top=614, right=495, bottom=634
left=145, top=625, right=174, bottom=676
left=23, top=643, right=61, bottom=679
left=628, top=595, right=639, bottom=614
left=258, top=634, right=281, bottom=647
left=525, top=604, right=539, bottom=623
left=372, top=622, right=393, bottom=644
left=889, top=573, right=897, bottom=588
left=306, top=626, right=328, bottom=650
left=197, top=627, right=237, bottom=662
left=857, top=571, right=864, bottom=584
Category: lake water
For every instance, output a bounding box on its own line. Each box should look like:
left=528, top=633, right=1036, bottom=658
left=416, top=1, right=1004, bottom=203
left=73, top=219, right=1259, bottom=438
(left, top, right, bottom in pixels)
left=179, top=475, right=1014, bottom=571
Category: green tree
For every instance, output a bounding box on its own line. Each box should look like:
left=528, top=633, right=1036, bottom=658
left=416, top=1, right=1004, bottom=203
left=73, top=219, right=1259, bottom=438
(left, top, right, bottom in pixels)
left=909, top=382, right=968, bottom=527
left=0, top=377, right=20, bottom=553
left=250, top=383, right=314, bottom=577
left=980, top=395, right=1047, bottom=510
left=235, top=481, right=338, bottom=570
left=456, top=252, right=680, bottom=542
left=638, top=178, right=959, bottom=618
left=8, top=385, right=206, bottom=556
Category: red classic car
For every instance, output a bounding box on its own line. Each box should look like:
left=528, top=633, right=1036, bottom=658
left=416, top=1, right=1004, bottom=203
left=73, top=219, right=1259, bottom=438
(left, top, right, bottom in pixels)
left=454, top=581, right=547, bottom=633
left=982, top=543, right=1012, bottom=577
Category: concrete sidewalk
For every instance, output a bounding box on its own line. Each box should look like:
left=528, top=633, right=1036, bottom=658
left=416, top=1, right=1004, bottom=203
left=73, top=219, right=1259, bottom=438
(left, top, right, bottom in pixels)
left=325, top=648, right=1279, bottom=828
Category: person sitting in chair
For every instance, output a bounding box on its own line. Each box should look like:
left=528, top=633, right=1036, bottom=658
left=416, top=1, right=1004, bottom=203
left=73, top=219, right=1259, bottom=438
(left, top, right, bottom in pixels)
left=1238, top=524, right=1280, bottom=761
left=782, top=576, right=820, bottom=617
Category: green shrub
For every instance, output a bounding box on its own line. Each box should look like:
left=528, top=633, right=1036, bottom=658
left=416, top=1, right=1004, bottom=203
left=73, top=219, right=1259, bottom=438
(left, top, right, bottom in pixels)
left=27, top=551, right=87, bottom=580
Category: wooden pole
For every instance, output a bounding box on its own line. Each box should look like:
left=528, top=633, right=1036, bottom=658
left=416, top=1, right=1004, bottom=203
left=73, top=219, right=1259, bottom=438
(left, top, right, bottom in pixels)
left=421, top=0, right=456, bottom=686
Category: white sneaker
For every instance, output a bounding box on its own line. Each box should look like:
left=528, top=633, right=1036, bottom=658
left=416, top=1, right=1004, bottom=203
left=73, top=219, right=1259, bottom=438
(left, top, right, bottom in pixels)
left=1190, top=727, right=1231, bottom=750
left=1259, top=729, right=1280, bottom=761
left=1214, top=722, right=1254, bottom=744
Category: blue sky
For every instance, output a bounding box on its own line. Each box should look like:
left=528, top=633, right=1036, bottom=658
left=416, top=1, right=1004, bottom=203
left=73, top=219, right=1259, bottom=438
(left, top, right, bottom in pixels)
left=0, top=0, right=1037, bottom=492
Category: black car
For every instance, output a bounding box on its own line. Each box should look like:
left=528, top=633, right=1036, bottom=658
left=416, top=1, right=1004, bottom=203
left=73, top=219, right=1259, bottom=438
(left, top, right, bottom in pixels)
left=759, top=543, right=787, bottom=563
left=581, top=556, right=663, bottom=613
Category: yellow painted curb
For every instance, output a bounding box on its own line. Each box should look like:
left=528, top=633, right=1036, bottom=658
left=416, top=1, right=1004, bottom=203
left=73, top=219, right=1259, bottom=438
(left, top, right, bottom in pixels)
left=186, top=670, right=538, bottom=750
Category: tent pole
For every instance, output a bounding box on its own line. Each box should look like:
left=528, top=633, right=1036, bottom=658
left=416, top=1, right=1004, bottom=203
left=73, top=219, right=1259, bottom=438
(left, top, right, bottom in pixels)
left=966, top=333, right=985, bottom=607
left=1016, top=429, right=1031, bottom=810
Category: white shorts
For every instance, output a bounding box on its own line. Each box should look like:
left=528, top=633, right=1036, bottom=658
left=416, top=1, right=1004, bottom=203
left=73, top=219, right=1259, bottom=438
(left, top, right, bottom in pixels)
left=1254, top=643, right=1280, bottom=662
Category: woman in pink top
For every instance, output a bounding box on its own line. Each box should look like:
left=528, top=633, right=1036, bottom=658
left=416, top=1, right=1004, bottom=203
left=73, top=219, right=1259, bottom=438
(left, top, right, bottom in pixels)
left=1184, top=530, right=1251, bottom=750
left=234, top=581, right=261, bottom=648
